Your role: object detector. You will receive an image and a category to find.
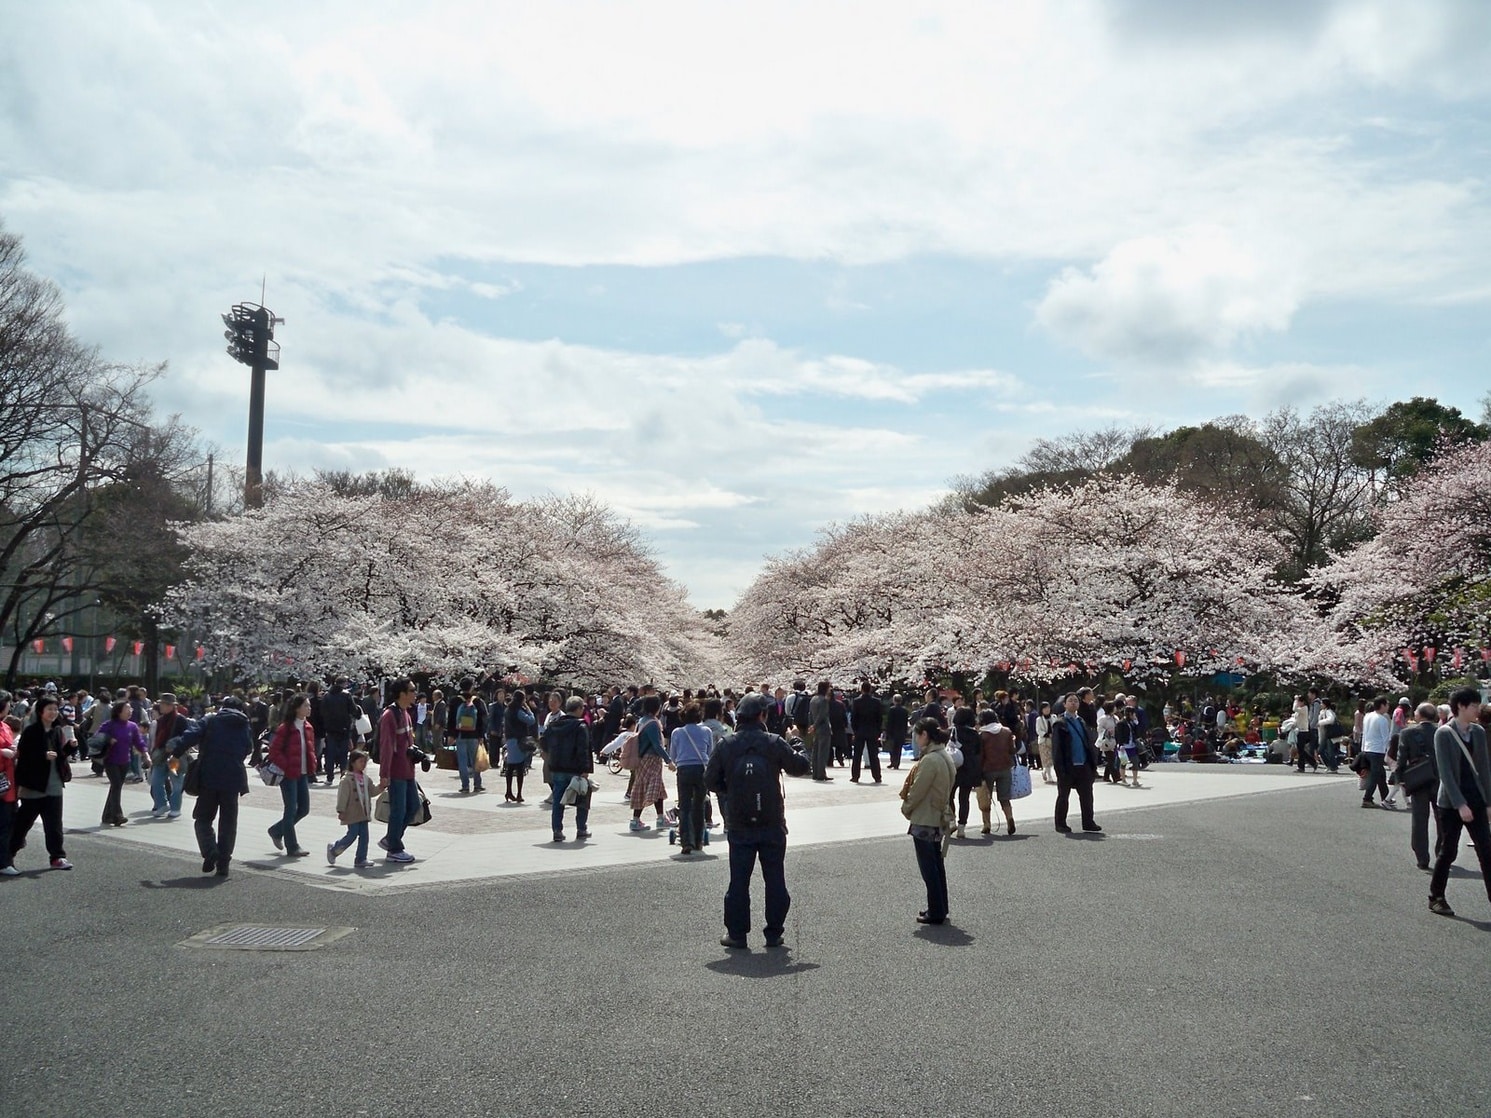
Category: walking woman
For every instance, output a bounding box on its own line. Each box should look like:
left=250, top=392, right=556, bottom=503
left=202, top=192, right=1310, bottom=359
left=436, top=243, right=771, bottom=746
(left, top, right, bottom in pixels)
left=1427, top=687, right=1491, bottom=918
left=0, top=690, right=18, bottom=875
left=503, top=689, right=537, bottom=803
left=267, top=692, right=317, bottom=857
left=629, top=696, right=675, bottom=832
left=901, top=718, right=955, bottom=924
left=950, top=706, right=982, bottom=839
left=8, top=694, right=73, bottom=870
left=99, top=699, right=147, bottom=827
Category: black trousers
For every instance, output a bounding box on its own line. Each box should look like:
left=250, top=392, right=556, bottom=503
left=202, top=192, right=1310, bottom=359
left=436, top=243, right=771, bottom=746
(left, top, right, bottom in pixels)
left=1429, top=803, right=1491, bottom=905
left=9, top=795, right=66, bottom=861
left=1408, top=787, right=1441, bottom=869
left=1055, top=767, right=1096, bottom=829
left=913, top=835, right=949, bottom=920
left=1360, top=752, right=1388, bottom=803
left=103, top=763, right=129, bottom=824
left=724, top=827, right=789, bottom=940
left=193, top=789, right=240, bottom=863
left=851, top=736, right=881, bottom=782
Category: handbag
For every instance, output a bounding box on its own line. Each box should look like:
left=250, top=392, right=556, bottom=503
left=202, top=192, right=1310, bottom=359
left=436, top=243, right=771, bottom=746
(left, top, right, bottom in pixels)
left=1008, top=760, right=1033, bottom=800
left=183, top=754, right=202, bottom=797
left=258, top=762, right=285, bottom=787
left=373, top=783, right=432, bottom=826
left=355, top=711, right=373, bottom=737
left=1400, top=754, right=1436, bottom=795
left=475, top=744, right=491, bottom=774
left=86, top=731, right=110, bottom=760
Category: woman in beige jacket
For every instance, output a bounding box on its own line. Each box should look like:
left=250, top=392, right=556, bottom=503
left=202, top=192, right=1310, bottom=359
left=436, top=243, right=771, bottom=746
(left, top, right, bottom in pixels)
left=901, top=718, right=957, bottom=925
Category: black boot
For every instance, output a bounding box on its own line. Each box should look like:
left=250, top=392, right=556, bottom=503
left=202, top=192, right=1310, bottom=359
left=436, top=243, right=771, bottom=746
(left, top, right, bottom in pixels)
left=215, top=856, right=230, bottom=878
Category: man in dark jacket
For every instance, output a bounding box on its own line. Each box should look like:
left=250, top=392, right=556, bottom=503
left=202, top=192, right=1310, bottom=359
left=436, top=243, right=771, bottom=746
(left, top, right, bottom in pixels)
left=850, top=682, right=884, bottom=784
left=705, top=693, right=812, bottom=950
left=540, top=696, right=594, bottom=843
left=175, top=697, right=253, bottom=878
left=1051, top=692, right=1102, bottom=834
left=319, top=678, right=359, bottom=787
left=883, top=694, right=910, bottom=770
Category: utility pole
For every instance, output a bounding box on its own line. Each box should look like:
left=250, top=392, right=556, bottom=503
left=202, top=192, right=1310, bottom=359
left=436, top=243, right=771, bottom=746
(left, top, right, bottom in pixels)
left=205, top=452, right=214, bottom=517
left=222, top=301, right=283, bottom=509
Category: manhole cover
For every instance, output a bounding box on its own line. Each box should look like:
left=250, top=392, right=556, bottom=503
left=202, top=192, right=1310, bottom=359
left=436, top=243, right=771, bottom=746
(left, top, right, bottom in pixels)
left=1107, top=833, right=1163, bottom=840
left=180, top=923, right=353, bottom=952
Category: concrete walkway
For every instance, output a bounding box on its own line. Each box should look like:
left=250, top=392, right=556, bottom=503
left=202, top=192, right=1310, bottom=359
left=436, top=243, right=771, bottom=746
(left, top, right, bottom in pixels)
left=59, top=763, right=1350, bottom=894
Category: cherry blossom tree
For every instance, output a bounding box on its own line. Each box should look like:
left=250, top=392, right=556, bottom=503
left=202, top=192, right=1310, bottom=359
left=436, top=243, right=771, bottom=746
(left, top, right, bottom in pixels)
left=160, top=480, right=717, bottom=687
left=728, top=475, right=1303, bottom=684
left=1311, top=438, right=1491, bottom=681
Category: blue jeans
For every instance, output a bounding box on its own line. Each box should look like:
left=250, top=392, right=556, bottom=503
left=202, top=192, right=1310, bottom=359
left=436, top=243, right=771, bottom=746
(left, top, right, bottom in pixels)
left=551, top=774, right=590, bottom=836
left=150, top=759, right=185, bottom=813
left=269, top=776, right=311, bottom=853
left=333, top=821, right=369, bottom=862
left=384, top=779, right=419, bottom=853
left=724, top=826, right=790, bottom=940
left=456, top=738, right=483, bottom=790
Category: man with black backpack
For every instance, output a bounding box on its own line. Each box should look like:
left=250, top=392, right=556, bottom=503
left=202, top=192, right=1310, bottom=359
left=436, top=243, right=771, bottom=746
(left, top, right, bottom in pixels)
left=705, top=692, right=812, bottom=950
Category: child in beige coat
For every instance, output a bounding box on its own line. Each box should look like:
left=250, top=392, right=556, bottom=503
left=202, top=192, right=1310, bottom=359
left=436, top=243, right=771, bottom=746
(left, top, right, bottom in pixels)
left=327, top=750, right=374, bottom=867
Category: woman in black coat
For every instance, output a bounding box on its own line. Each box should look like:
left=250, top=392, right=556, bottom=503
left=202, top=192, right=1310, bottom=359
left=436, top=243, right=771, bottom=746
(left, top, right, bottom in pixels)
left=9, top=695, right=73, bottom=870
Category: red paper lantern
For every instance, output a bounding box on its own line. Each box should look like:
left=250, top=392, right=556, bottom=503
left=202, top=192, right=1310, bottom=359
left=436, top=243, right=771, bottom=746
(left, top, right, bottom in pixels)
left=195, top=646, right=205, bottom=662
left=132, top=641, right=143, bottom=656
left=1174, top=651, right=1186, bottom=668
left=30, top=639, right=43, bottom=654
left=105, top=636, right=117, bottom=653
left=1453, top=647, right=1464, bottom=670
left=62, top=636, right=74, bottom=653
left=1235, top=656, right=1245, bottom=666
left=1122, top=659, right=1132, bottom=671
left=164, top=644, right=176, bottom=660
left=1424, top=645, right=1437, bottom=664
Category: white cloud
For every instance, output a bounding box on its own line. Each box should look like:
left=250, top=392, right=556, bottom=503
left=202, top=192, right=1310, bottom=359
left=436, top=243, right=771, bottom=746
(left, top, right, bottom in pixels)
left=1034, top=226, right=1302, bottom=364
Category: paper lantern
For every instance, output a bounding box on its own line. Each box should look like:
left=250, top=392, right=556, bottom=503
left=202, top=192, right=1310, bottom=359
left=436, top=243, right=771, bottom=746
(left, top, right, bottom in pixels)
left=195, top=646, right=205, bottom=662
left=1122, top=659, right=1132, bottom=672
left=30, top=639, right=43, bottom=654
left=132, top=641, right=143, bottom=656
left=1452, top=647, right=1464, bottom=670
left=105, top=636, right=117, bottom=653
left=1174, top=651, right=1186, bottom=668
left=1424, top=645, right=1437, bottom=664
left=62, top=636, right=74, bottom=653
left=165, top=644, right=176, bottom=660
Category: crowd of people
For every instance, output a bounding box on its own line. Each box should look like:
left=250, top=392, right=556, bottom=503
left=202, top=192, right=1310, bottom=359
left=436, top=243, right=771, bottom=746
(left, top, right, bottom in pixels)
left=1, top=674, right=1486, bottom=932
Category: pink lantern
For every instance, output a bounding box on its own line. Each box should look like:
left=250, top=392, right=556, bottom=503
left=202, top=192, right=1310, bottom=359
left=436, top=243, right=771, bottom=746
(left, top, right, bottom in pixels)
left=132, top=641, right=143, bottom=656
left=164, top=644, right=176, bottom=661
left=1174, top=651, right=1186, bottom=668
left=30, top=639, right=43, bottom=654
left=104, top=636, right=117, bottom=653
left=1424, top=645, right=1437, bottom=664
left=62, top=636, right=74, bottom=653
left=195, top=646, right=205, bottom=662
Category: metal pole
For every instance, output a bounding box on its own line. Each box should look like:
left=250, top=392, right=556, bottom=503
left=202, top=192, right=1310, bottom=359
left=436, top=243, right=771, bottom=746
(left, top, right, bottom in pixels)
left=245, top=363, right=266, bottom=509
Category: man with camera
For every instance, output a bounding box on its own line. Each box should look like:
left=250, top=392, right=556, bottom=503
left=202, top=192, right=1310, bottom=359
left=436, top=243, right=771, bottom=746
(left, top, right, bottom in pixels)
left=376, top=679, right=422, bottom=864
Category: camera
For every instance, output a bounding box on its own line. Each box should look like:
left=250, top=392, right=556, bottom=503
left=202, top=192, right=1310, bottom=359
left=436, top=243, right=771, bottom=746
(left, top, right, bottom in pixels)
left=407, top=745, right=432, bottom=772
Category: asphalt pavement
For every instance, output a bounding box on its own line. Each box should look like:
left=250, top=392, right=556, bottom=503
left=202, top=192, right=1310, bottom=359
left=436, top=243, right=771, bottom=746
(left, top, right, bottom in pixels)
left=4, top=773, right=1488, bottom=1118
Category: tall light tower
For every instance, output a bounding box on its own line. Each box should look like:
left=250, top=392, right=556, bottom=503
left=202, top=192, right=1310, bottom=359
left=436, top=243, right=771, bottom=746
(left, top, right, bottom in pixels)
left=222, top=301, right=283, bottom=508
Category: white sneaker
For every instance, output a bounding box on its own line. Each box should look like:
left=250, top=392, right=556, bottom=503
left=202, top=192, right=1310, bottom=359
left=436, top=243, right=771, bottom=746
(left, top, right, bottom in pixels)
left=326, top=842, right=339, bottom=865
left=0, top=866, right=19, bottom=876
left=956, top=824, right=966, bottom=839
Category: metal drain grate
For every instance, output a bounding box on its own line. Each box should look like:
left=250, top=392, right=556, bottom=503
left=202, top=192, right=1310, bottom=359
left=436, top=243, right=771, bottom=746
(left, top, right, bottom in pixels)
left=207, top=926, right=325, bottom=949
left=180, top=923, right=353, bottom=952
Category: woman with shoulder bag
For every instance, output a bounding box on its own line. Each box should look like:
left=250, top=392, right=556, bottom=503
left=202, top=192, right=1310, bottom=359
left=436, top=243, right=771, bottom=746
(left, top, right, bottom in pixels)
left=503, top=689, right=537, bottom=803
left=266, top=692, right=317, bottom=857
left=7, top=695, right=73, bottom=870
left=902, top=718, right=956, bottom=924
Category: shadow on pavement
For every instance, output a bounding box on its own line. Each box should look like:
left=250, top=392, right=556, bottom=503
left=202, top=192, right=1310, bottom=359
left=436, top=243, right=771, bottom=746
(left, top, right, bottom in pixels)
left=704, top=952, right=821, bottom=977
left=140, top=876, right=224, bottom=890
left=913, top=923, right=975, bottom=947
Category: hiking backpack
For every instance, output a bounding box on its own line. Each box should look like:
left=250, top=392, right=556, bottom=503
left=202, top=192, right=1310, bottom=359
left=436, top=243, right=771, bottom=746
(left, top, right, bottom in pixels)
left=455, top=700, right=479, bottom=734
left=727, top=743, right=778, bottom=828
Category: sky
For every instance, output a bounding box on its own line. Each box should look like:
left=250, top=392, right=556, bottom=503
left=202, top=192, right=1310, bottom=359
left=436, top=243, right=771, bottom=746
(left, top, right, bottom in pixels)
left=2, top=0, right=1489, bottom=608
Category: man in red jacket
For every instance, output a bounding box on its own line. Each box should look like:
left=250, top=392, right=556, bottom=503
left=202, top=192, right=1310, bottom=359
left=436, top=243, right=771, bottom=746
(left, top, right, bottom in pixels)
left=376, top=679, right=420, bottom=864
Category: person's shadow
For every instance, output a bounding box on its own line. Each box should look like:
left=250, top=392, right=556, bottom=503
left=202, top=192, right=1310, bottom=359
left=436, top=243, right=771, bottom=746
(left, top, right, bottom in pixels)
left=705, top=950, right=820, bottom=977
left=914, top=923, right=975, bottom=946
left=141, top=876, right=224, bottom=890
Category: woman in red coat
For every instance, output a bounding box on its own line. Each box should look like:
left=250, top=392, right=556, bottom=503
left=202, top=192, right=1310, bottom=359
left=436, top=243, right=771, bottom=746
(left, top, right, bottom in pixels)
left=267, top=692, right=317, bottom=857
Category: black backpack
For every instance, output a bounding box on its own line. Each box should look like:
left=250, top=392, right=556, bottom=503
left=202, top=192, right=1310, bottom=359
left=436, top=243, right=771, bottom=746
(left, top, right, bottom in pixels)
left=727, top=742, right=778, bottom=828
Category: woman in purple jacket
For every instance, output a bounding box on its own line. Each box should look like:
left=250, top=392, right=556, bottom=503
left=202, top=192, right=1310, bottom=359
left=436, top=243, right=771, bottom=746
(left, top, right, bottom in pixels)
left=99, top=700, right=147, bottom=827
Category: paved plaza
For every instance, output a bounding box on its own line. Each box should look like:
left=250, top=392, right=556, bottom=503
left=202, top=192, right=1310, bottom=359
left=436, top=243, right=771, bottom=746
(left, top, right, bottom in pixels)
left=5, top=767, right=1489, bottom=1118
